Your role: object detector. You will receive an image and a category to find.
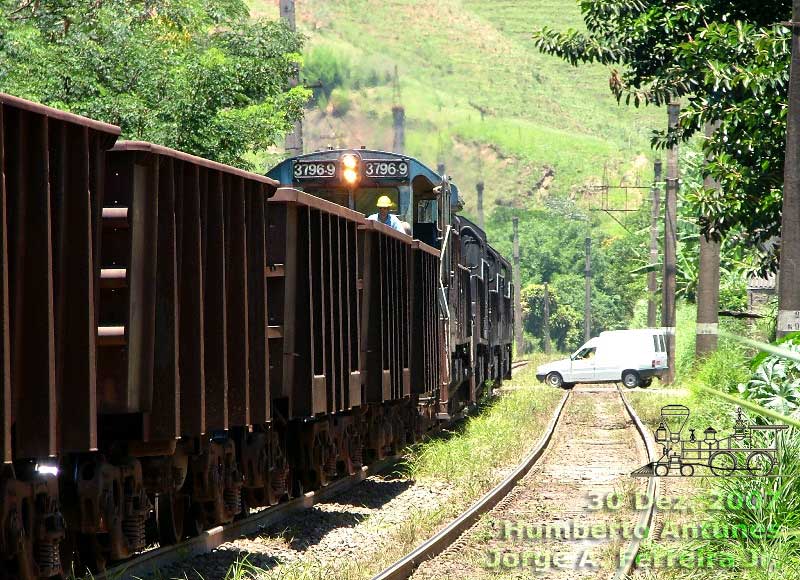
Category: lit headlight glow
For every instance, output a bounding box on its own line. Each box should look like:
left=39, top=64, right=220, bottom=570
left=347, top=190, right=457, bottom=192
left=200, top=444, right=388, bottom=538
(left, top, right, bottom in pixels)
left=35, top=463, right=59, bottom=476
left=342, top=154, right=358, bottom=169
left=343, top=168, right=358, bottom=184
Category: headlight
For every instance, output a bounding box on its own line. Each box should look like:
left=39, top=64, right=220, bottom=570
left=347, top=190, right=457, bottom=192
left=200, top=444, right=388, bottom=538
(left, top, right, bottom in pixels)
left=343, top=168, right=359, bottom=184
left=340, top=153, right=361, bottom=186
left=341, top=154, right=358, bottom=169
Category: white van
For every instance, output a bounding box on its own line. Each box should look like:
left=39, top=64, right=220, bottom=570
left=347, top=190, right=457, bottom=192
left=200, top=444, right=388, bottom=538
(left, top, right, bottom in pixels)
left=535, top=328, right=668, bottom=388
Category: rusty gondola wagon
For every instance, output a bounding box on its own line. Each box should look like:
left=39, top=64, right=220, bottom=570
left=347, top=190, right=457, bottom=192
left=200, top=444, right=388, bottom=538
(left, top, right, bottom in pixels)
left=0, top=94, right=513, bottom=579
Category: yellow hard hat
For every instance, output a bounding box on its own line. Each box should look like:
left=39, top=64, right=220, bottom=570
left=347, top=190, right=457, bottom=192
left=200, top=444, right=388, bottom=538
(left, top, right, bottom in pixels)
left=376, top=195, right=393, bottom=208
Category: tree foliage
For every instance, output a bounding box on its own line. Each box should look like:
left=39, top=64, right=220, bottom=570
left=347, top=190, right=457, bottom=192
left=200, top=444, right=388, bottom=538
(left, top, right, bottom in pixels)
left=533, top=1, right=791, bottom=269
left=488, top=201, right=648, bottom=351
left=0, top=0, right=310, bottom=168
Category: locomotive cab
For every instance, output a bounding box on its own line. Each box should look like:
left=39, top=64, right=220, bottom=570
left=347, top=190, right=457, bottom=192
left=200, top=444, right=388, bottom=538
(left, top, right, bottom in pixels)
left=266, top=148, right=451, bottom=245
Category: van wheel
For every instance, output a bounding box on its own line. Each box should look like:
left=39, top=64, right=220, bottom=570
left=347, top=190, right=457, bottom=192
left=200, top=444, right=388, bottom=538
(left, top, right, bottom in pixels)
left=622, top=371, right=640, bottom=388
left=545, top=372, right=563, bottom=388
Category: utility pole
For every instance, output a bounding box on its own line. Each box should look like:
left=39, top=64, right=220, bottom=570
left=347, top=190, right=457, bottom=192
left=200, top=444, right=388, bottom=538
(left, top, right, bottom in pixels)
left=663, top=102, right=680, bottom=383
left=280, top=0, right=303, bottom=157
left=476, top=181, right=485, bottom=229
left=392, top=66, right=405, bottom=154
left=696, top=122, right=721, bottom=355
left=778, top=0, right=800, bottom=337
left=543, top=282, right=552, bottom=354
left=648, top=159, right=662, bottom=328
left=584, top=237, right=591, bottom=342
left=513, top=216, right=524, bottom=356
left=392, top=106, right=405, bottom=153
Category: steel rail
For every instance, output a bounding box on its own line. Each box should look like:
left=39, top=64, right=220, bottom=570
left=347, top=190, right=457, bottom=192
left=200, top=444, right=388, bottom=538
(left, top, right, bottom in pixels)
left=614, top=384, right=659, bottom=580
left=371, top=384, right=658, bottom=580
left=99, top=455, right=401, bottom=580
left=370, top=388, right=571, bottom=580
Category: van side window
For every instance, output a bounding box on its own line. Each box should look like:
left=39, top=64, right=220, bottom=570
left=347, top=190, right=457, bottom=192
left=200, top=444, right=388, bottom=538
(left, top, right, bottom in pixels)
left=659, top=335, right=665, bottom=352
left=653, top=335, right=658, bottom=352
left=575, top=347, right=596, bottom=360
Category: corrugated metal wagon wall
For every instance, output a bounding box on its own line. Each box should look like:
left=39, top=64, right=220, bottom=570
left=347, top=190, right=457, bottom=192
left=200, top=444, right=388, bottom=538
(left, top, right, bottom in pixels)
left=267, top=189, right=362, bottom=419
left=360, top=221, right=412, bottom=404
left=0, top=94, right=120, bottom=462
left=99, top=142, right=275, bottom=441
left=410, top=241, right=440, bottom=398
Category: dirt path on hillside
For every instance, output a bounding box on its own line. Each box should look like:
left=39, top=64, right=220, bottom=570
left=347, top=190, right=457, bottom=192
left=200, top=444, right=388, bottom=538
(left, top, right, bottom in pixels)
left=413, top=384, right=650, bottom=580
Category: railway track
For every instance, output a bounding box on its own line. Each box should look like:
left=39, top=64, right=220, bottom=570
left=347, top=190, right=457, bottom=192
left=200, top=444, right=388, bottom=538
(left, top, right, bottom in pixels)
left=510, top=359, right=530, bottom=374
left=372, top=383, right=658, bottom=580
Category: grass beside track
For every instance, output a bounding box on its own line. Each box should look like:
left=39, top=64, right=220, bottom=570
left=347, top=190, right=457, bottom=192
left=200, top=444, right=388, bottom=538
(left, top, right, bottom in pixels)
left=210, top=364, right=563, bottom=580
left=623, top=332, right=800, bottom=580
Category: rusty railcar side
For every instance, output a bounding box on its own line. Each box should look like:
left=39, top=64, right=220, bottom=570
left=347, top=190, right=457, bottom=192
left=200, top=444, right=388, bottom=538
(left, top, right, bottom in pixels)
left=410, top=240, right=441, bottom=422
left=360, top=220, right=413, bottom=405
left=0, top=94, right=121, bottom=462
left=266, top=188, right=363, bottom=419
left=100, top=142, right=277, bottom=441
left=0, top=93, right=121, bottom=578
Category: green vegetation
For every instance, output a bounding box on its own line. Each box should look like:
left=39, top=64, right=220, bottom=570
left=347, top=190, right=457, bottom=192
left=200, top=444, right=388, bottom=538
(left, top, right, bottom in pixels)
left=625, top=304, right=800, bottom=580
left=404, top=368, right=563, bottom=497
left=0, top=0, right=308, bottom=168
left=250, top=0, right=659, bottom=218
left=534, top=0, right=790, bottom=269
left=235, top=367, right=563, bottom=580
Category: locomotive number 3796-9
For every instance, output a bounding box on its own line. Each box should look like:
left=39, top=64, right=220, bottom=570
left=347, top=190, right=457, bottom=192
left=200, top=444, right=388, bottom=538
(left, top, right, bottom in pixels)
left=293, top=161, right=336, bottom=179
left=365, top=160, right=408, bottom=178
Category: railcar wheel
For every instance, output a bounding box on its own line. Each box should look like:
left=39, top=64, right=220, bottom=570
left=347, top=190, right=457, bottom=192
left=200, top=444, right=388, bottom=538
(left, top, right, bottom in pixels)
left=641, top=378, right=653, bottom=388
left=545, top=372, right=563, bottom=388
left=654, top=463, right=669, bottom=476
left=156, top=492, right=187, bottom=545
left=680, top=464, right=694, bottom=477
left=622, top=371, right=640, bottom=388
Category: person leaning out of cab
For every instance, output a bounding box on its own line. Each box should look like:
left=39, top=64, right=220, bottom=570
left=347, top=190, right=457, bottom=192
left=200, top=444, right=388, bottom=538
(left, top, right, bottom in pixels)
left=368, top=195, right=407, bottom=234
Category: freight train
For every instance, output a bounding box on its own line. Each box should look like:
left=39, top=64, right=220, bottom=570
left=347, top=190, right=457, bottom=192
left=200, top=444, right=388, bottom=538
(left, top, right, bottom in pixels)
left=0, top=93, right=513, bottom=578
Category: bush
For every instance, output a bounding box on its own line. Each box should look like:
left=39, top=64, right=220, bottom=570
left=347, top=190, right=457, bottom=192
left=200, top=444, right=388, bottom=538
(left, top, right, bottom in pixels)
left=737, top=336, right=800, bottom=421
left=303, top=45, right=351, bottom=103
left=328, top=87, right=352, bottom=117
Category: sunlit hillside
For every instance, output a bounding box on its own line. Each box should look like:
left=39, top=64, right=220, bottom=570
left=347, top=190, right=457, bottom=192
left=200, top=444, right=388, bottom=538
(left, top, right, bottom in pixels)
left=250, top=0, right=661, bottom=229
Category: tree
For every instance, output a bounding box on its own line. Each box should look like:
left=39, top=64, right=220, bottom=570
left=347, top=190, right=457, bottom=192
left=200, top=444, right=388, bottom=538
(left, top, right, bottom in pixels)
left=0, top=0, right=310, bottom=168
left=533, top=1, right=791, bottom=271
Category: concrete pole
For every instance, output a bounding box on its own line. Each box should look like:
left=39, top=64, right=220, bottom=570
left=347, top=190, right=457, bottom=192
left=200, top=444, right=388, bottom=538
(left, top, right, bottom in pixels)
left=778, top=0, right=800, bottom=337
left=662, top=102, right=680, bottom=383
left=647, top=159, right=662, bottom=328
left=280, top=0, right=303, bottom=157
left=696, top=122, right=721, bottom=355
left=392, top=105, right=405, bottom=153
left=543, top=282, right=552, bottom=354
left=513, top=216, right=524, bottom=356
left=584, top=237, right=591, bottom=342
left=476, top=181, right=485, bottom=230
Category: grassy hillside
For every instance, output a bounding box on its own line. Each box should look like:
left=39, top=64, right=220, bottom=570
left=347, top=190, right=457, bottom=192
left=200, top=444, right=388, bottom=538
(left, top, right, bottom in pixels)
left=250, top=0, right=661, bottom=232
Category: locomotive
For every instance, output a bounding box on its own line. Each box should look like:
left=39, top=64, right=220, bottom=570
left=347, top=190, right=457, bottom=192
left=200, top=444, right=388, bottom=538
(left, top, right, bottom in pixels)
left=0, top=93, right=513, bottom=579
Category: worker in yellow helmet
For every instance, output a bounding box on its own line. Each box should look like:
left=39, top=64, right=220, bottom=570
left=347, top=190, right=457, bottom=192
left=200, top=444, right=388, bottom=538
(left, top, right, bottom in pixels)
left=367, top=195, right=406, bottom=233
